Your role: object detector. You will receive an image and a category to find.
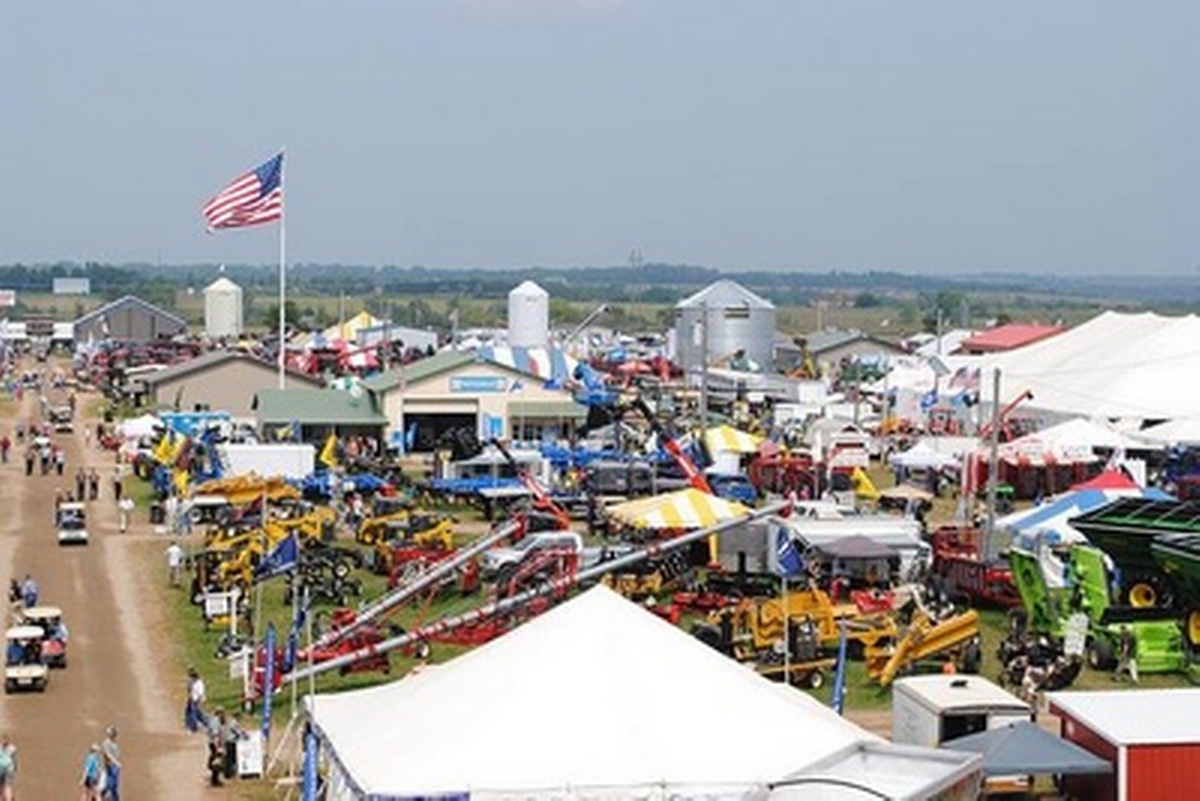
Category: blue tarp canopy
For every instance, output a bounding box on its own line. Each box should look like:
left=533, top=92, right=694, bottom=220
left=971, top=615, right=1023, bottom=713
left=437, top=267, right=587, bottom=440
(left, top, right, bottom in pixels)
left=943, top=721, right=1112, bottom=777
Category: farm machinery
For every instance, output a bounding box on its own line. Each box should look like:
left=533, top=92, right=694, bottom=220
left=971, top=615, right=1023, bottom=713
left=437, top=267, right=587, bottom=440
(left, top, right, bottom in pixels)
left=1000, top=543, right=1189, bottom=693
left=928, top=525, right=1020, bottom=608
left=280, top=501, right=792, bottom=686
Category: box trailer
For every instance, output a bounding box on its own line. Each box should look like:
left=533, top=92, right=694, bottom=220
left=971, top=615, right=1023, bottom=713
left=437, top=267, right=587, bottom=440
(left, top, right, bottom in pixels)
left=220, top=444, right=315, bottom=480
left=892, top=675, right=1030, bottom=749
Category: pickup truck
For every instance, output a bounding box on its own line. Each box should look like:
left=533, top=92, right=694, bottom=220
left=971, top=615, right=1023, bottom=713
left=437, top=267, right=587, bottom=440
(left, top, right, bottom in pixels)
left=480, top=531, right=628, bottom=578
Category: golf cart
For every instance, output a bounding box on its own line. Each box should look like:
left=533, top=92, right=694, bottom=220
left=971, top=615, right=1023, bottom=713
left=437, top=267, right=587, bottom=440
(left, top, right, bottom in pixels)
left=5, top=626, right=48, bottom=693
left=21, top=606, right=67, bottom=668
left=56, top=502, right=89, bottom=546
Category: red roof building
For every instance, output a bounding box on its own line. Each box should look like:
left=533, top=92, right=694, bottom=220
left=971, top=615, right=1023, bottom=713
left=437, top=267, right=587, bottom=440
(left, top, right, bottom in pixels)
left=958, top=323, right=1063, bottom=354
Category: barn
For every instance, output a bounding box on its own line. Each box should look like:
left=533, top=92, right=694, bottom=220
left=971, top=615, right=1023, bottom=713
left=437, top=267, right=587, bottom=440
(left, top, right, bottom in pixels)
left=1049, top=689, right=1200, bottom=801
left=74, top=295, right=188, bottom=343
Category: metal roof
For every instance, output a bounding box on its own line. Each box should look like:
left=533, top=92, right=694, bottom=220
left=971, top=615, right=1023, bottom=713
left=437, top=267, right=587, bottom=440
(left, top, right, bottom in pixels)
left=675, top=280, right=774, bottom=310
left=254, top=389, right=386, bottom=425
left=139, top=350, right=323, bottom=388
left=73, top=294, right=188, bottom=330
left=1050, top=689, right=1200, bottom=746
left=360, top=351, right=476, bottom=392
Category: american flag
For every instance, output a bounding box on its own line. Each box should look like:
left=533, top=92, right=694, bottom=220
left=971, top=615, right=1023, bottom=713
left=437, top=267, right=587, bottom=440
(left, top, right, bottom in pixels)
left=202, top=152, right=284, bottom=230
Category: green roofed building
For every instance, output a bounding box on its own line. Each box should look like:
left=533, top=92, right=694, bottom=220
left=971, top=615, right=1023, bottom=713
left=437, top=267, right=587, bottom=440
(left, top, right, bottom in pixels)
left=254, top=388, right=387, bottom=443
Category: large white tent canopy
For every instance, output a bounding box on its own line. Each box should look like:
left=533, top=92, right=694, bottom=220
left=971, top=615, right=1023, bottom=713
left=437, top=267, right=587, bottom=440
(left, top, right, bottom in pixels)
left=946, top=311, right=1200, bottom=422
left=307, top=586, right=874, bottom=801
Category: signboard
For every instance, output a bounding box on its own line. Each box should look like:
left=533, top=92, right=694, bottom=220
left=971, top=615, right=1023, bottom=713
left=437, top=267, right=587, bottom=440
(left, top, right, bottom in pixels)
left=203, top=589, right=239, bottom=622
left=237, top=730, right=265, bottom=777
left=52, top=277, right=90, bottom=295
left=0, top=290, right=15, bottom=308
left=450, top=375, right=507, bottom=394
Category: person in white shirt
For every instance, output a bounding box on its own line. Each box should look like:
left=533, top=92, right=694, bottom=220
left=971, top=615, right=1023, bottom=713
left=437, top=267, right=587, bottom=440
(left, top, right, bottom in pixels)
left=118, top=496, right=135, bottom=534
left=165, top=542, right=184, bottom=588
left=185, top=667, right=207, bottom=733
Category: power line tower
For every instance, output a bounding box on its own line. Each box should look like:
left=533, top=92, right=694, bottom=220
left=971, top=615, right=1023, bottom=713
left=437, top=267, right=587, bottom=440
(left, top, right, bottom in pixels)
left=627, top=248, right=644, bottom=269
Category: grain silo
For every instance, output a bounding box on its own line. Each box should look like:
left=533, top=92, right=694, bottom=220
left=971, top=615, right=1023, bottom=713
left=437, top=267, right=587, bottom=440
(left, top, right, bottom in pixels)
left=674, top=280, right=776, bottom=372
left=507, top=280, right=550, bottom=347
left=203, top=276, right=244, bottom=338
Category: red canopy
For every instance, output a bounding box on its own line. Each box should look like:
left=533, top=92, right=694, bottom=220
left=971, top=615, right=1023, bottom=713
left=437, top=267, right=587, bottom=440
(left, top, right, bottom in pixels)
left=1071, top=469, right=1138, bottom=491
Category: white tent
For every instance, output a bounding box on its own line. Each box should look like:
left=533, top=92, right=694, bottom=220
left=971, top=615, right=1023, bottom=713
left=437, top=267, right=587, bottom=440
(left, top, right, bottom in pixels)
left=946, top=311, right=1200, bottom=422
left=117, top=413, right=161, bottom=440
left=307, top=586, right=875, bottom=801
left=1021, top=418, right=1152, bottom=453
left=1138, top=417, right=1200, bottom=447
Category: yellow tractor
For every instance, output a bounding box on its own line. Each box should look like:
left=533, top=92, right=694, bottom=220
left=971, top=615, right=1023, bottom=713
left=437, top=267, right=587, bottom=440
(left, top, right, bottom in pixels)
left=194, top=475, right=301, bottom=506
left=371, top=513, right=456, bottom=577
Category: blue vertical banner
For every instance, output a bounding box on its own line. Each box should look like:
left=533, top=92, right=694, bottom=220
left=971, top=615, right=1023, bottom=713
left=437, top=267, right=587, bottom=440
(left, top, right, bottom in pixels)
left=831, top=618, right=848, bottom=715
left=262, top=622, right=277, bottom=741
left=302, top=724, right=319, bottom=801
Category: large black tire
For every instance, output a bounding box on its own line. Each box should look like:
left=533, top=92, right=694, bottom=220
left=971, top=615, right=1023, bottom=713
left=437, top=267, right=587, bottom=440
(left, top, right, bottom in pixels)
left=1124, top=572, right=1174, bottom=610
left=806, top=669, right=826, bottom=690
left=1087, top=637, right=1116, bottom=671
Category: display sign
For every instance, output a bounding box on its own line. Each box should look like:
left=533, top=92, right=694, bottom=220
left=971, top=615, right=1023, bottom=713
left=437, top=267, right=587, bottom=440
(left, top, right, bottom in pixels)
left=237, top=730, right=265, bottom=777
left=450, top=375, right=507, bottom=393
left=203, top=589, right=239, bottom=622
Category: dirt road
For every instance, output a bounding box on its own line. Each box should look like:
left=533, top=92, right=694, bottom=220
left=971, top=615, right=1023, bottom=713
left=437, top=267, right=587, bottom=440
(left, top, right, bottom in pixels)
left=0, top=369, right=211, bottom=798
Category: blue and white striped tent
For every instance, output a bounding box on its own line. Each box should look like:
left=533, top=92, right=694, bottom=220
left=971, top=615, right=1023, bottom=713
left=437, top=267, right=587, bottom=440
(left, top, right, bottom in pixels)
left=474, top=345, right=578, bottom=385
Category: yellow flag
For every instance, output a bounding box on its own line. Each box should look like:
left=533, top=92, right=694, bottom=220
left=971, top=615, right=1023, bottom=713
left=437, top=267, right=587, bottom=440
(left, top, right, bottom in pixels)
left=319, top=433, right=339, bottom=469
left=153, top=431, right=173, bottom=464
left=174, top=468, right=190, bottom=496
left=167, top=433, right=188, bottom=466
left=851, top=466, right=880, bottom=501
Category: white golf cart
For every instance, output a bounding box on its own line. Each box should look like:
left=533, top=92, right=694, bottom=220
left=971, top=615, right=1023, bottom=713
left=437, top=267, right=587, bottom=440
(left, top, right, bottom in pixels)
left=5, top=625, right=49, bottom=693
left=56, top=502, right=89, bottom=546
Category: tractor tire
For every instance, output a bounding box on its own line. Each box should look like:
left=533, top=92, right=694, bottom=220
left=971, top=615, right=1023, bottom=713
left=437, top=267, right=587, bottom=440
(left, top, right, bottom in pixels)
left=333, top=561, right=352, bottom=580
left=806, top=669, right=826, bottom=690
left=1124, top=572, right=1174, bottom=610
left=1086, top=637, right=1116, bottom=671
left=3, top=681, right=11, bottom=695
left=413, top=641, right=432, bottom=660
left=691, top=622, right=726, bottom=654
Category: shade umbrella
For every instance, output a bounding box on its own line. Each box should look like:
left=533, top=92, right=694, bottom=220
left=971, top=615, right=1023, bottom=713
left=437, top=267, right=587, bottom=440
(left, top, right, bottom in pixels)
left=606, top=488, right=748, bottom=530
left=942, top=721, right=1112, bottom=777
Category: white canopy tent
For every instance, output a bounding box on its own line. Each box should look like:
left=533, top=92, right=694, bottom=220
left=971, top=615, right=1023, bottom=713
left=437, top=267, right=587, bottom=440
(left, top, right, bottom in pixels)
left=945, top=311, right=1200, bottom=422
left=1138, top=417, right=1200, bottom=447
left=116, top=413, right=161, bottom=440
left=307, top=586, right=876, bottom=801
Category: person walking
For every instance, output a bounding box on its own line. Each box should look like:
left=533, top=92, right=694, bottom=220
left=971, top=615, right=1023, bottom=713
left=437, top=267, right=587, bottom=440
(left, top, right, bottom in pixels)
left=75, top=468, right=87, bottom=503
left=222, top=711, right=245, bottom=780
left=19, top=575, right=37, bottom=610
left=100, top=725, right=121, bottom=801
left=0, top=733, right=15, bottom=801
left=23, top=449, right=32, bottom=477
left=1114, top=625, right=1140, bottom=684
left=206, top=709, right=227, bottom=787
left=166, top=540, right=184, bottom=587
left=0, top=434, right=10, bottom=465
left=54, top=445, right=65, bottom=476
left=79, top=744, right=103, bottom=801
left=185, top=667, right=207, bottom=733
left=118, top=496, right=135, bottom=534
left=89, top=469, right=100, bottom=502
left=111, top=469, right=123, bottom=502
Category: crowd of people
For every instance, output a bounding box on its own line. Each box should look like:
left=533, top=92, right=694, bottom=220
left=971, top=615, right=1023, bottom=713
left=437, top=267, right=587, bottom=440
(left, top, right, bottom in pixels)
left=185, top=666, right=247, bottom=786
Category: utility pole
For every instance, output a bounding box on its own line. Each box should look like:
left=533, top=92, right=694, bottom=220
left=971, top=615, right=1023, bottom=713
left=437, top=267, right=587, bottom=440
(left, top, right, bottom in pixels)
left=985, top=367, right=1002, bottom=545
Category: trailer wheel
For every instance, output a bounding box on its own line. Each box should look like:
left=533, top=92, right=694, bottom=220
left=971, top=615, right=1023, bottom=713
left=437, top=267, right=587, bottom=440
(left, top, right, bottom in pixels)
left=806, top=669, right=825, bottom=690
left=1125, top=572, right=1173, bottom=609
left=1187, top=610, right=1200, bottom=648
left=413, top=641, right=432, bottom=660
left=1086, top=637, right=1116, bottom=671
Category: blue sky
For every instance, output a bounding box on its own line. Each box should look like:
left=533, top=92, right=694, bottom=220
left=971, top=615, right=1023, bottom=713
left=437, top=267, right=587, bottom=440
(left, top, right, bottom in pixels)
left=1, top=1, right=1194, bottom=273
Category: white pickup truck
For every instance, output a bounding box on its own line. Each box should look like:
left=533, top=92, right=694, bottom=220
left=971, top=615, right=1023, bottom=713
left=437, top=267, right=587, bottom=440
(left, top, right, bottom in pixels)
left=480, top=531, right=627, bottom=579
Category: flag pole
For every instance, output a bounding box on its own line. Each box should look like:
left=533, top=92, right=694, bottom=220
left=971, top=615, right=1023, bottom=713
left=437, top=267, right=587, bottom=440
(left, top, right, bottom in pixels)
left=278, top=147, right=288, bottom=389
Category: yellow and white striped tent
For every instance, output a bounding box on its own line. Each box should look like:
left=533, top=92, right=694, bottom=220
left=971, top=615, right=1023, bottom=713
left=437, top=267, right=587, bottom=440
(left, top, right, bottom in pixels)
left=607, top=488, right=749, bottom=530
left=704, top=424, right=762, bottom=455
